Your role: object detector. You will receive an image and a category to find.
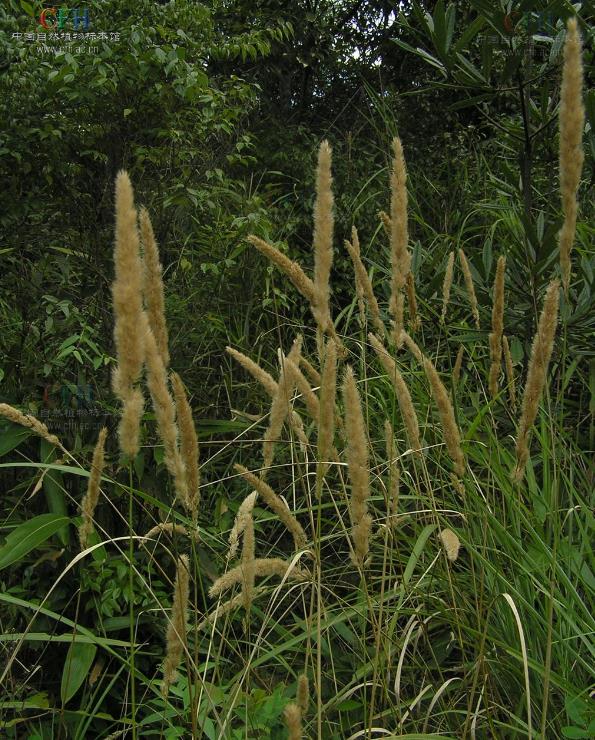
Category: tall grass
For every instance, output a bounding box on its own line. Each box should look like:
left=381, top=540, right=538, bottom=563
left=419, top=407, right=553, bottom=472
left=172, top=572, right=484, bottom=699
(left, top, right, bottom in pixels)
left=0, top=17, right=591, bottom=740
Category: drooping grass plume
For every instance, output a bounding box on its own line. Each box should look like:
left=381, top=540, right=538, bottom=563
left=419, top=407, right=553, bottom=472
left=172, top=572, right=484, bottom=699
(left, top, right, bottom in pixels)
left=488, top=256, right=506, bottom=398
left=345, top=227, right=385, bottom=336
left=139, top=207, right=169, bottom=368
left=513, top=280, right=560, bottom=482
left=502, top=335, right=516, bottom=408
left=558, top=17, right=585, bottom=294
left=235, top=464, right=307, bottom=551
left=241, top=488, right=256, bottom=611
left=162, top=554, right=190, bottom=696
left=112, top=171, right=145, bottom=457
left=0, top=403, right=61, bottom=448
left=247, top=235, right=315, bottom=303
left=226, top=346, right=278, bottom=397
left=299, top=356, right=321, bottom=387
left=438, top=528, right=461, bottom=562
left=196, top=587, right=266, bottom=632
left=406, top=272, right=420, bottom=331
left=441, top=251, right=455, bottom=323
left=284, top=357, right=320, bottom=422
left=143, top=522, right=199, bottom=541
left=79, top=427, right=108, bottom=549
left=402, top=332, right=466, bottom=477
left=453, top=344, right=465, bottom=387
left=209, top=557, right=309, bottom=599
left=227, top=490, right=258, bottom=563
left=368, top=333, right=421, bottom=454
left=388, top=138, right=411, bottom=347
left=297, top=673, right=310, bottom=714
left=312, top=141, right=334, bottom=334
left=384, top=420, right=400, bottom=530
left=317, top=337, right=337, bottom=476
left=284, top=702, right=302, bottom=740
left=143, top=314, right=187, bottom=506
left=171, top=372, right=200, bottom=521
left=458, top=249, right=480, bottom=329
left=343, top=366, right=372, bottom=566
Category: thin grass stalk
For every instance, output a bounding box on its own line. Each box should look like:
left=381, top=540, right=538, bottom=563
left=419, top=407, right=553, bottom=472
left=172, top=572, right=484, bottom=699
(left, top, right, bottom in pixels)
left=558, top=17, right=585, bottom=294
left=488, top=256, right=506, bottom=398
left=513, top=280, right=560, bottom=482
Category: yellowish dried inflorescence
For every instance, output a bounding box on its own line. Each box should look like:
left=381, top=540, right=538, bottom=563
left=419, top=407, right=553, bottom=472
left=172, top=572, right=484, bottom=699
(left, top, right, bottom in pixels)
left=513, top=280, right=560, bottom=482
left=458, top=249, right=480, bottom=329
left=558, top=17, right=585, bottom=294
left=317, top=338, right=337, bottom=477
left=312, top=141, right=334, bottom=334
left=171, top=372, right=200, bottom=521
left=403, top=332, right=465, bottom=478
left=162, top=554, right=190, bottom=696
left=247, top=235, right=315, bottom=303
left=453, top=345, right=465, bottom=387
left=343, top=366, right=372, bottom=566
left=0, top=403, right=61, bottom=449
left=112, top=171, right=146, bottom=457
left=502, top=335, right=516, bottom=409
left=225, top=346, right=278, bottom=398
left=439, top=528, right=461, bottom=562
left=488, top=256, right=506, bottom=398
left=235, top=464, right=307, bottom=551
left=384, top=420, right=400, bottom=530
left=139, top=207, right=170, bottom=368
left=441, top=251, right=455, bottom=324
left=388, top=138, right=411, bottom=347
left=297, top=673, right=310, bottom=714
left=368, top=333, right=421, bottom=454
left=79, top=427, right=108, bottom=550
left=284, top=702, right=303, bottom=740
left=344, top=227, right=385, bottom=336
left=227, top=490, right=258, bottom=563
left=209, top=557, right=309, bottom=599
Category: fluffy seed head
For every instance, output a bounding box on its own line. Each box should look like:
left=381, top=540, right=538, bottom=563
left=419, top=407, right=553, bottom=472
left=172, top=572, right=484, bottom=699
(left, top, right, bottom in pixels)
left=441, top=251, right=455, bottom=323
left=439, top=528, right=461, bottom=562
left=312, top=141, right=334, bottom=333
left=79, top=427, right=108, bottom=550
left=140, top=207, right=169, bottom=368
left=171, top=372, right=200, bottom=520
left=458, top=249, right=480, bottom=329
left=162, top=554, right=190, bottom=696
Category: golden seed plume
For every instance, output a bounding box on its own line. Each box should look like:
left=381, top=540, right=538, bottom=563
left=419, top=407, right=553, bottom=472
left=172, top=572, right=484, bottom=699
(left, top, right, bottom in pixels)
left=283, top=357, right=320, bottom=422
left=388, top=138, right=411, bottom=347
left=368, top=334, right=422, bottom=454
left=284, top=702, right=302, bottom=740
left=458, top=249, right=480, bottom=329
left=488, top=256, right=506, bottom=398
left=247, top=235, right=315, bottom=303
left=139, top=207, right=169, bottom=368
left=558, top=17, right=585, bottom=294
left=143, top=314, right=187, bottom=505
left=345, top=227, right=385, bottom=336
left=406, top=272, right=420, bottom=332
left=143, top=522, right=199, bottom=540
left=453, top=344, right=465, bottom=387
left=0, top=404, right=61, bottom=449
left=225, top=346, right=278, bottom=398
left=312, top=141, right=334, bottom=334
left=403, top=332, right=466, bottom=477
left=235, top=464, right=307, bottom=551
left=441, top=251, right=455, bottom=323
left=171, top=372, right=200, bottom=521
left=162, top=554, right=190, bottom=696
left=196, top=587, right=266, bottom=631
left=241, top=490, right=256, bottom=612
left=112, top=171, right=145, bottom=457
left=299, top=356, right=321, bottom=387
left=318, top=338, right=337, bottom=476
left=227, top=490, right=258, bottom=563
left=209, top=557, right=309, bottom=599
left=343, top=366, right=372, bottom=566
left=502, top=335, right=516, bottom=409
left=297, top=674, right=310, bottom=714
left=79, top=427, right=108, bottom=550
left=513, top=281, right=560, bottom=482
left=439, top=528, right=461, bottom=562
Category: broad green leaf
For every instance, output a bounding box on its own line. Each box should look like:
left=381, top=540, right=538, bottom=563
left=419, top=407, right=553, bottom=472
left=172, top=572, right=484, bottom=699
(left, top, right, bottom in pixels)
left=61, top=640, right=97, bottom=704
left=0, top=423, right=30, bottom=457
left=40, top=439, right=69, bottom=546
left=0, top=514, right=71, bottom=570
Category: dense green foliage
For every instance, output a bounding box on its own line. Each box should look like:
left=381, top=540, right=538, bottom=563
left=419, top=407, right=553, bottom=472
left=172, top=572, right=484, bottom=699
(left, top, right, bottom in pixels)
left=1, top=0, right=593, bottom=738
